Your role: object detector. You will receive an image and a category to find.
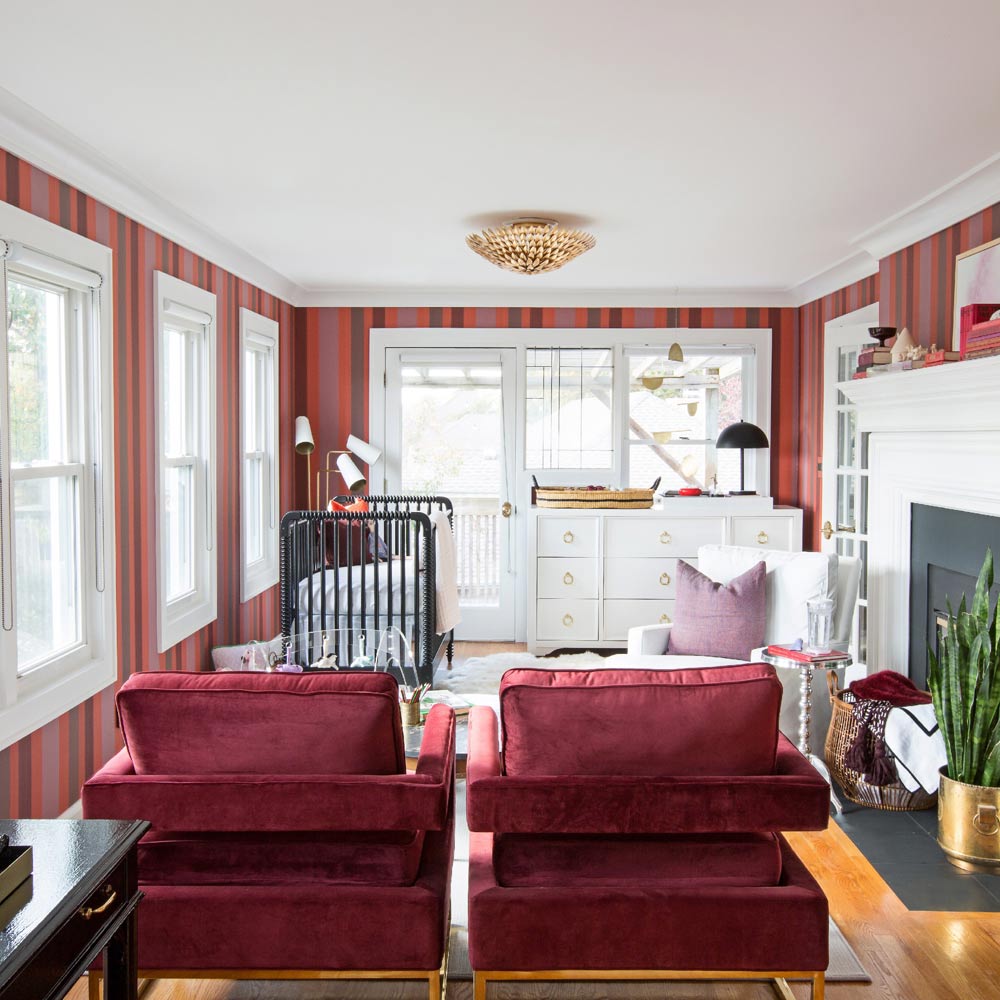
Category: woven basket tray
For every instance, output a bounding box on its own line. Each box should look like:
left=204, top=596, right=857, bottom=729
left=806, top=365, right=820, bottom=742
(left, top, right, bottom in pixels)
left=535, top=487, right=654, bottom=509
left=823, top=671, right=937, bottom=811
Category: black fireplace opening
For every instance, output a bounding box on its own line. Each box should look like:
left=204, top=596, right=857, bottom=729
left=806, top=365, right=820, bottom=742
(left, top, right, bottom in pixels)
left=909, top=504, right=1000, bottom=689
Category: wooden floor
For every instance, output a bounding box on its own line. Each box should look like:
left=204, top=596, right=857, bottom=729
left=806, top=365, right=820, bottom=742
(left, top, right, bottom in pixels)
left=68, top=643, right=1000, bottom=1000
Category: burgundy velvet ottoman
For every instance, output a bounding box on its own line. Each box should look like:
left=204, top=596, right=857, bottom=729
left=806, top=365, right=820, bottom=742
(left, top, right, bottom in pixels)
left=466, top=666, right=831, bottom=1000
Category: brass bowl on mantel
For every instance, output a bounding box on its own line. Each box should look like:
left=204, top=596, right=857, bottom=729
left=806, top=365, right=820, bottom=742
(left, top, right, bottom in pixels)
left=937, top=769, right=1000, bottom=875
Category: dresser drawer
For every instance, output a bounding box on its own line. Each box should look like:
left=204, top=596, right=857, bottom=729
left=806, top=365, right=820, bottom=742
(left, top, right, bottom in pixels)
left=538, top=517, right=599, bottom=558
left=603, top=599, right=675, bottom=641
left=538, top=557, right=599, bottom=599
left=605, top=557, right=684, bottom=599
left=606, top=517, right=725, bottom=557
left=537, top=599, right=599, bottom=641
left=731, top=515, right=797, bottom=551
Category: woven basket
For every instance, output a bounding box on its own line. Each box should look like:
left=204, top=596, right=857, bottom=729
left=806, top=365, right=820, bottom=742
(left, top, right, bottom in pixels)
left=824, top=671, right=937, bottom=811
left=535, top=487, right=654, bottom=509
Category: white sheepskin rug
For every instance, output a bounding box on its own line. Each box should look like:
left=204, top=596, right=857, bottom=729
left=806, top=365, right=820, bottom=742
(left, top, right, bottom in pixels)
left=433, top=650, right=606, bottom=695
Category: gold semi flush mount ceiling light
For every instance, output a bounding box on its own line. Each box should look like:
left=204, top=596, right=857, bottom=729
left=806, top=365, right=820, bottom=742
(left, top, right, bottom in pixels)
left=466, top=218, right=596, bottom=275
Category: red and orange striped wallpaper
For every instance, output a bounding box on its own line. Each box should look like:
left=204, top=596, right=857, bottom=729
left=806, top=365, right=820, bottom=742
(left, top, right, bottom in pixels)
left=0, top=149, right=295, bottom=817
left=292, top=304, right=825, bottom=534
left=880, top=200, right=1000, bottom=348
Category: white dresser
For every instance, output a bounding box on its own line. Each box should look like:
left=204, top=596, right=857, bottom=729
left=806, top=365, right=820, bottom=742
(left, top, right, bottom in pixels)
left=527, top=499, right=802, bottom=654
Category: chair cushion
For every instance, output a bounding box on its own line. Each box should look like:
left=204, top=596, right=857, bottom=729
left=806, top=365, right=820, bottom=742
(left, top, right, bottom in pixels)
left=117, top=671, right=404, bottom=776
left=499, top=666, right=782, bottom=777
left=493, top=832, right=782, bottom=888
left=697, top=545, right=838, bottom=645
left=138, top=829, right=425, bottom=886
left=667, top=559, right=766, bottom=659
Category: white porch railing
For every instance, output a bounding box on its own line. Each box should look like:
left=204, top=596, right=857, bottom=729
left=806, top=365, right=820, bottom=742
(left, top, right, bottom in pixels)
left=452, top=504, right=500, bottom=607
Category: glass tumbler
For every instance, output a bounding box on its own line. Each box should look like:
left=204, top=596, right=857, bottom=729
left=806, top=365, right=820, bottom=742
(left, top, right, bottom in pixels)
left=805, top=597, right=834, bottom=653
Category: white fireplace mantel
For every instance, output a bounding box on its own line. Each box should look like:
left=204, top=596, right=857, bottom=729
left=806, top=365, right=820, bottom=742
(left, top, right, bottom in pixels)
left=839, top=357, right=1000, bottom=674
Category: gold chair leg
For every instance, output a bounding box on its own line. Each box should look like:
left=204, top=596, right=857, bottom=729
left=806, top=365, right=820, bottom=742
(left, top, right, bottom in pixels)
left=814, top=972, right=825, bottom=1000
left=473, top=971, right=487, bottom=1000
left=87, top=972, right=101, bottom=1000
left=428, top=970, right=442, bottom=1000
left=771, top=978, right=796, bottom=1000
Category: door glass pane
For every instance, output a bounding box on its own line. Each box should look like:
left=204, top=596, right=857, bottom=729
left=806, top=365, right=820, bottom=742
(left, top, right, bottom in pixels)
left=837, top=408, right=857, bottom=469
left=837, top=474, right=856, bottom=531
left=6, top=276, right=67, bottom=464
left=525, top=348, right=613, bottom=468
left=400, top=364, right=503, bottom=607
left=164, top=464, right=195, bottom=601
left=245, top=456, right=264, bottom=563
left=14, top=475, right=81, bottom=672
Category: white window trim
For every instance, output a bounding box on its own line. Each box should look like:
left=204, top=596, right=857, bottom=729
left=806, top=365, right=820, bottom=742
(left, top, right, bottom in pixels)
left=0, top=200, right=117, bottom=750
left=239, top=307, right=280, bottom=602
left=154, top=272, right=217, bottom=652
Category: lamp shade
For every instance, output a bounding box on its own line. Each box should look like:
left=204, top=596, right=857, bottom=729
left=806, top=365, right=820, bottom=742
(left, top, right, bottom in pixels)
left=337, top=453, right=366, bottom=493
left=716, top=420, right=769, bottom=450
left=294, top=416, right=315, bottom=455
left=346, top=434, right=381, bottom=466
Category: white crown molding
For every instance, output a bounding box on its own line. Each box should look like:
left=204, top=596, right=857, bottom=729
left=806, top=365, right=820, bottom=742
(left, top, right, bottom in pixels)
left=297, top=285, right=799, bottom=308
left=789, top=250, right=879, bottom=308
left=0, top=87, right=303, bottom=305
left=851, top=151, right=1000, bottom=260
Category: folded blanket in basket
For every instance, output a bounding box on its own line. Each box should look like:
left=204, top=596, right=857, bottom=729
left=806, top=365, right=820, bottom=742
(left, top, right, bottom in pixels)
left=883, top=703, right=947, bottom=795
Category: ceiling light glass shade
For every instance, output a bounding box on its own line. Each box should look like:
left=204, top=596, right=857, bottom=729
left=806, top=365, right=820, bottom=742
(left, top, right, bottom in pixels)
left=337, top=453, right=366, bottom=493
left=346, top=434, right=381, bottom=466
left=294, top=415, right=315, bottom=455
left=466, top=218, right=596, bottom=275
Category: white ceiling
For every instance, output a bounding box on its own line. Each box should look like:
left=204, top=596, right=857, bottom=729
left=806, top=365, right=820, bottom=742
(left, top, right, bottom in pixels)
left=3, top=0, right=1000, bottom=305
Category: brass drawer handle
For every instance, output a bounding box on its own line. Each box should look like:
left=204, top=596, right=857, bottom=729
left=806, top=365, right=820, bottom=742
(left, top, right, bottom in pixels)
left=79, top=885, right=117, bottom=920
left=756, top=530, right=768, bottom=545
left=563, top=530, right=574, bottom=544
left=562, top=613, right=574, bottom=627
left=563, top=572, right=574, bottom=585
left=659, top=530, right=671, bottom=545
left=659, top=613, right=672, bottom=624
left=659, top=572, right=671, bottom=586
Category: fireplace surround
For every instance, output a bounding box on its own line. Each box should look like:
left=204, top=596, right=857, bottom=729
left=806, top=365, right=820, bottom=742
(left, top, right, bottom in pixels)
left=841, top=355, right=1000, bottom=678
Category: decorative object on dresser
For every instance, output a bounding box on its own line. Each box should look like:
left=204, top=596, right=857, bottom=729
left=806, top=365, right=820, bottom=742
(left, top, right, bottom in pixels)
left=82, top=671, right=457, bottom=999
left=534, top=485, right=655, bottom=509
left=960, top=306, right=1000, bottom=359
left=527, top=500, right=803, bottom=655
left=714, top=420, right=769, bottom=495
left=280, top=495, right=457, bottom=686
left=0, top=819, right=148, bottom=1000
left=953, top=235, right=1000, bottom=350
left=465, top=667, right=831, bottom=1000
left=928, top=550, right=1000, bottom=874
left=868, top=325, right=897, bottom=348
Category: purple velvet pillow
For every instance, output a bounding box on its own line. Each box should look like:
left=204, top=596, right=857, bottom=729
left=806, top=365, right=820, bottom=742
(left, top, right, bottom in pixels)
left=668, top=559, right=766, bottom=660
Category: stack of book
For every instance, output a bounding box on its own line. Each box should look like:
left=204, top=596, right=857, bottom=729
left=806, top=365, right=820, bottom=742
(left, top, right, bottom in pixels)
left=924, top=348, right=962, bottom=367
left=766, top=644, right=851, bottom=664
left=961, top=309, right=1000, bottom=361
left=853, top=345, right=892, bottom=378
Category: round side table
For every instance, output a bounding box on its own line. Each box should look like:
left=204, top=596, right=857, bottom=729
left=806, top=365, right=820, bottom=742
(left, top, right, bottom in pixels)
left=761, top=649, right=851, bottom=814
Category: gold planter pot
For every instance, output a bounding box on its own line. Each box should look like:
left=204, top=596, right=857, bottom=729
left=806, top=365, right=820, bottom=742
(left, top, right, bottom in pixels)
left=937, top=769, right=1000, bottom=875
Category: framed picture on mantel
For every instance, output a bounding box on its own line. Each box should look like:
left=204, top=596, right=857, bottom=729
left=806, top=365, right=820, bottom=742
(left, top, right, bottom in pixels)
left=953, top=235, right=1000, bottom=350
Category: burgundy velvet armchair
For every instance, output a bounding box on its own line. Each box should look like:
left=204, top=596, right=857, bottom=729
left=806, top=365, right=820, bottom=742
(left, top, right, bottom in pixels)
left=82, top=671, right=455, bottom=999
left=466, top=665, right=831, bottom=1000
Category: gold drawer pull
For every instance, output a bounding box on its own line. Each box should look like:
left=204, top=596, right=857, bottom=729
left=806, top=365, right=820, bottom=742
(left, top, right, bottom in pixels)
left=562, top=613, right=574, bottom=627
left=659, top=530, right=671, bottom=545
left=659, top=613, right=672, bottom=624
left=659, top=572, right=671, bottom=586
left=563, top=530, right=574, bottom=544
left=79, top=885, right=117, bottom=920
left=756, top=530, right=769, bottom=545
left=563, top=571, right=574, bottom=585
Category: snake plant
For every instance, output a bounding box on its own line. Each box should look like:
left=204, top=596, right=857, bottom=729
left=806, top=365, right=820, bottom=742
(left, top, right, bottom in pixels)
left=927, top=549, right=1000, bottom=787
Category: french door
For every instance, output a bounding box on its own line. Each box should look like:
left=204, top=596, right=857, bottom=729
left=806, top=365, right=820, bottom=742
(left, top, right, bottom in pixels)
left=384, top=348, right=517, bottom=640
left=821, top=312, right=877, bottom=673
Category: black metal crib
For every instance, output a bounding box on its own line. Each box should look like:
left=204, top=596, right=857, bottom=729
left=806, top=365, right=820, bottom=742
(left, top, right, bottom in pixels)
left=279, top=495, right=455, bottom=686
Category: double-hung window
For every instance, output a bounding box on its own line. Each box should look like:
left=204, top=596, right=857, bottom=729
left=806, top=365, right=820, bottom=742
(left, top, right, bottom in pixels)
left=240, top=308, right=279, bottom=601
left=0, top=202, right=117, bottom=749
left=155, top=273, right=216, bottom=651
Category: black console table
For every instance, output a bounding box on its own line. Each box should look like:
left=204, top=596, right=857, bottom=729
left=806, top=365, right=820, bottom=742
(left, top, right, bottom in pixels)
left=0, top=819, right=148, bottom=1000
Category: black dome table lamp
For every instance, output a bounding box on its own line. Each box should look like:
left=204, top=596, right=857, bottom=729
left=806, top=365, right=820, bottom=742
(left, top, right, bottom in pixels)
left=716, top=420, right=769, bottom=495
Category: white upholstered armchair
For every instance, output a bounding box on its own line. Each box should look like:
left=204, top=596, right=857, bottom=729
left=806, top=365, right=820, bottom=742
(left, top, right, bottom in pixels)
left=615, top=545, right=862, bottom=741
